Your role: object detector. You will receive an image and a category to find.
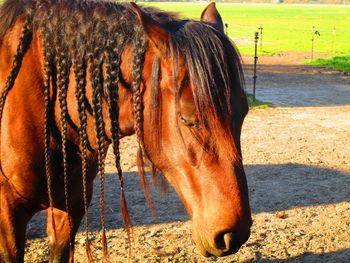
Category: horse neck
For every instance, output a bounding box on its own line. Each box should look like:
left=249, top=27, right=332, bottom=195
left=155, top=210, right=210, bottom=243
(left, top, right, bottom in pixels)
left=63, top=47, right=137, bottom=151
left=0, top=19, right=136, bottom=153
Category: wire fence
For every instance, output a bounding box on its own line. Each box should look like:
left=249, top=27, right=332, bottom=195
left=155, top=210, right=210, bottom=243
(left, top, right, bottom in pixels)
left=310, top=26, right=350, bottom=59
left=225, top=22, right=264, bottom=53
left=224, top=22, right=350, bottom=58
left=224, top=22, right=350, bottom=101
left=225, top=23, right=261, bottom=100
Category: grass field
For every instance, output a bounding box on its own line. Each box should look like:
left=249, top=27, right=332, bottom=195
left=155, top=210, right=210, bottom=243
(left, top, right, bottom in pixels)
left=305, top=54, right=350, bottom=71
left=247, top=94, right=270, bottom=107
left=140, top=3, right=350, bottom=56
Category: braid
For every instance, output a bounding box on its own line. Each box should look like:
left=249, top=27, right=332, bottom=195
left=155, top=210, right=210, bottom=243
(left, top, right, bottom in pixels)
left=55, top=35, right=74, bottom=249
left=104, top=33, right=134, bottom=247
left=73, top=60, right=95, bottom=263
left=69, top=5, right=94, bottom=261
left=40, top=21, right=58, bottom=244
left=0, top=11, right=33, bottom=123
left=88, top=22, right=109, bottom=261
left=38, top=0, right=79, bottom=255
left=131, top=32, right=147, bottom=145
left=131, top=31, right=156, bottom=219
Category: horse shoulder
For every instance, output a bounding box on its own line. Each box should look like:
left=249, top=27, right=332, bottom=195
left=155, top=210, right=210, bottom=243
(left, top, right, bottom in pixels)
left=0, top=19, right=47, bottom=197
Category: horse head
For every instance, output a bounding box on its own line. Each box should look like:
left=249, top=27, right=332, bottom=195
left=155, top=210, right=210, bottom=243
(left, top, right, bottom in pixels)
left=130, top=3, right=252, bottom=257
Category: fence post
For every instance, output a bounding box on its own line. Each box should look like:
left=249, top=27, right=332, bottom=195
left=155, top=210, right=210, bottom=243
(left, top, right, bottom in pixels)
left=311, top=26, right=315, bottom=60
left=311, top=27, right=321, bottom=60
left=259, top=24, right=263, bottom=53
left=253, top=31, right=259, bottom=102
left=332, top=27, right=336, bottom=55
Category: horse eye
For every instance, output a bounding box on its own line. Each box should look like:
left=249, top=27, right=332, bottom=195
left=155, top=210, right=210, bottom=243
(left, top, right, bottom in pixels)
left=180, top=116, right=200, bottom=130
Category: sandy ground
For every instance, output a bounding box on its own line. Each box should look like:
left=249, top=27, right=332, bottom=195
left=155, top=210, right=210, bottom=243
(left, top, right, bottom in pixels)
left=24, top=53, right=350, bottom=262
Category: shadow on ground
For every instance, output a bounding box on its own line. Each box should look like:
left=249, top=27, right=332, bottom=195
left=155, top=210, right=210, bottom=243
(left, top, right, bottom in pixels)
left=243, top=64, right=350, bottom=107
left=246, top=163, right=350, bottom=214
left=27, top=163, right=350, bottom=239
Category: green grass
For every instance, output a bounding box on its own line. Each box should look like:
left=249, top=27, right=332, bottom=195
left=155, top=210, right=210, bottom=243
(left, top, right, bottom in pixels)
left=140, top=2, right=350, bottom=55
left=304, top=55, right=350, bottom=71
left=247, top=94, right=270, bottom=107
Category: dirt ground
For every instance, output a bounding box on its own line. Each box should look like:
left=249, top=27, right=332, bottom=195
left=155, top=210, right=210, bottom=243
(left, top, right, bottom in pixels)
left=24, top=52, right=350, bottom=262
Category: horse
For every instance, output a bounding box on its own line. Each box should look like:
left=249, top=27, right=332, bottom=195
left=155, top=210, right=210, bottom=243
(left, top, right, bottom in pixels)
left=0, top=0, right=252, bottom=262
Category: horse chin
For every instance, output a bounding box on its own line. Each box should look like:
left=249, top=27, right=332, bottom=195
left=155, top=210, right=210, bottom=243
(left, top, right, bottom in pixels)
left=192, top=230, right=211, bottom=257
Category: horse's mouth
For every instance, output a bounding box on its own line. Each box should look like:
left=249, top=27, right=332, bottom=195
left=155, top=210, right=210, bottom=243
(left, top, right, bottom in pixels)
left=196, top=242, right=241, bottom=258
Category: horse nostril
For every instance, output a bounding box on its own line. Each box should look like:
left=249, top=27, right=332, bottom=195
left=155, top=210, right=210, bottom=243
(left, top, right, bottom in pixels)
left=215, top=231, right=234, bottom=251
left=223, top=232, right=233, bottom=250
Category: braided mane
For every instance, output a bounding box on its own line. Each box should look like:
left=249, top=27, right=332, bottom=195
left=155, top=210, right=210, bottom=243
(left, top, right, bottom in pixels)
left=0, top=0, right=182, bottom=260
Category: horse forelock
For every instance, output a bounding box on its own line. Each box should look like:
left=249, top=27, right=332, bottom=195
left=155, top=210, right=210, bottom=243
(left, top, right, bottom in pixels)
left=170, top=21, right=247, bottom=161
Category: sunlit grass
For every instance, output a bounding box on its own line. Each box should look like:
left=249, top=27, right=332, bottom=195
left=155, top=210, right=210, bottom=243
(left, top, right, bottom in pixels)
left=247, top=94, right=270, bottom=108
left=304, top=55, right=350, bottom=71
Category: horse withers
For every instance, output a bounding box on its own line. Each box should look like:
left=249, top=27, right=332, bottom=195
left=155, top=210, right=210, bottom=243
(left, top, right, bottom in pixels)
left=0, top=0, right=252, bottom=262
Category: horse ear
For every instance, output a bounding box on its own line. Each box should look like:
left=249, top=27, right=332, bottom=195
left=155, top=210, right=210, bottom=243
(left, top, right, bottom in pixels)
left=200, top=2, right=224, bottom=33
left=131, top=2, right=170, bottom=55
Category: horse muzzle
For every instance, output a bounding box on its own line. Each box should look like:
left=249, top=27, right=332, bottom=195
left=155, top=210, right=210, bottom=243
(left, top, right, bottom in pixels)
left=192, top=223, right=251, bottom=257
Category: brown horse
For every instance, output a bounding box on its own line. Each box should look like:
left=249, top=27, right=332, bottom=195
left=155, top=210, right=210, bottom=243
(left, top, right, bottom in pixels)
left=0, top=0, right=252, bottom=262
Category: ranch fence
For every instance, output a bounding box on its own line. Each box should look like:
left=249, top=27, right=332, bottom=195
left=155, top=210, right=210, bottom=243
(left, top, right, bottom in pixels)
left=225, top=23, right=262, bottom=101
left=225, top=22, right=350, bottom=57
left=225, top=22, right=264, bottom=53
left=224, top=22, right=350, bottom=101
left=310, top=26, right=350, bottom=59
